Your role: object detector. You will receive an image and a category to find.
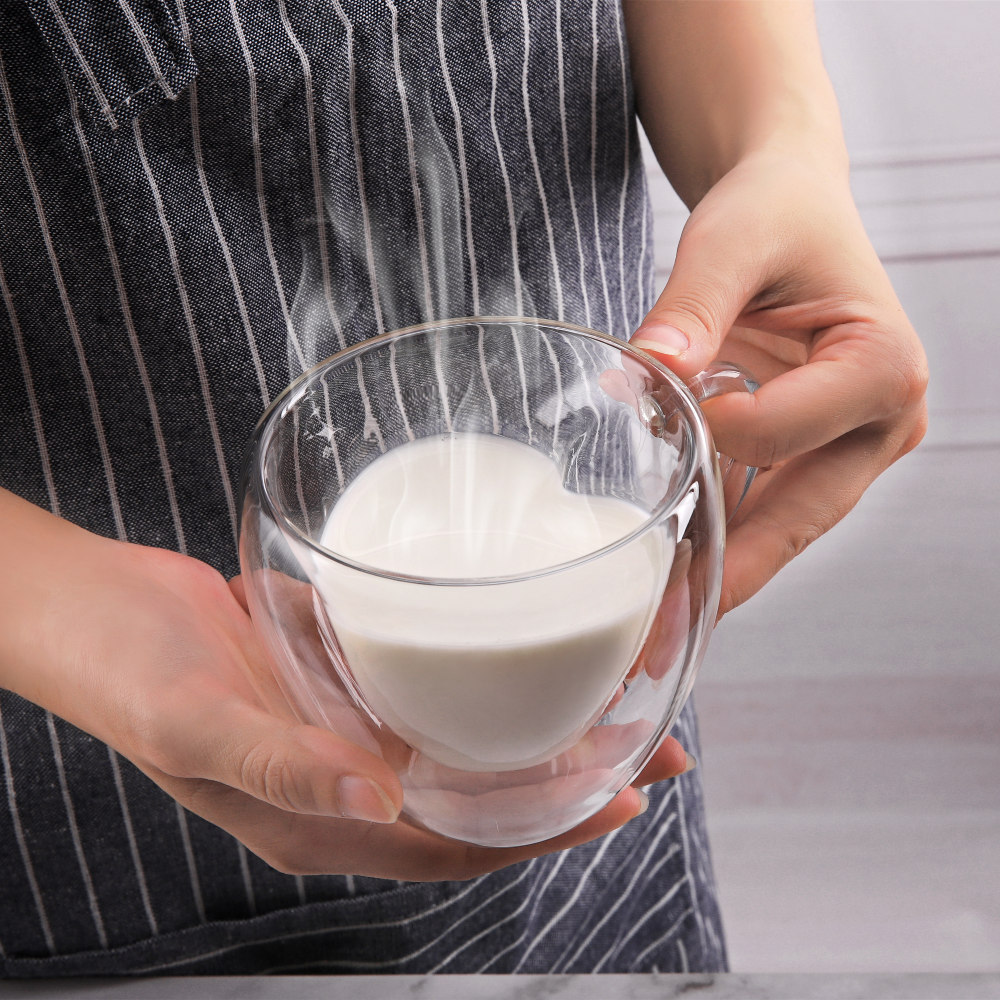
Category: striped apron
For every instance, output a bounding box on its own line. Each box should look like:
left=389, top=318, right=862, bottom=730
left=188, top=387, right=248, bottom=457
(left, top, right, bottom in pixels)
left=0, top=0, right=727, bottom=975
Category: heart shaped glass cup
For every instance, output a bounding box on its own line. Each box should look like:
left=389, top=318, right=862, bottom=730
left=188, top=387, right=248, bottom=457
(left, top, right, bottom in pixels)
left=240, top=318, right=756, bottom=847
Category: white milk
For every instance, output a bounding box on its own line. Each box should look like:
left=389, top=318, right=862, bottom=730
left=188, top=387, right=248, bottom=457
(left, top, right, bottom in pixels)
left=309, top=434, right=673, bottom=772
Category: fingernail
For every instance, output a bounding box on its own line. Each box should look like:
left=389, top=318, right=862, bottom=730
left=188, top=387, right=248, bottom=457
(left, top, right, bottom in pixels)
left=338, top=775, right=398, bottom=824
left=683, top=753, right=698, bottom=774
left=631, top=325, right=690, bottom=357
left=634, top=788, right=650, bottom=816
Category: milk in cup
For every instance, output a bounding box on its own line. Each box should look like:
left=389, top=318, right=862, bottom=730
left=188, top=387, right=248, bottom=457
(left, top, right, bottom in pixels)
left=310, top=434, right=673, bottom=772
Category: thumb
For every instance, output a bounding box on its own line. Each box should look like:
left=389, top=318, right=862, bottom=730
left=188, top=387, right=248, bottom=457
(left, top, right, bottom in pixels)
left=630, top=196, right=777, bottom=380
left=153, top=692, right=403, bottom=823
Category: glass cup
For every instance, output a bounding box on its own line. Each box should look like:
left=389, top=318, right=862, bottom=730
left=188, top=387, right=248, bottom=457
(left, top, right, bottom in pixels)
left=239, top=317, right=756, bottom=847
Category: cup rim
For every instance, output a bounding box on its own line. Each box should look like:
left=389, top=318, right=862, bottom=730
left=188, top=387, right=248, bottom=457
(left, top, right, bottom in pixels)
left=248, top=316, right=712, bottom=587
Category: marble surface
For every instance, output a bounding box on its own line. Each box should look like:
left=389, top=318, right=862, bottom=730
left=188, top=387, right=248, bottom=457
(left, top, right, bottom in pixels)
left=2, top=974, right=1000, bottom=1000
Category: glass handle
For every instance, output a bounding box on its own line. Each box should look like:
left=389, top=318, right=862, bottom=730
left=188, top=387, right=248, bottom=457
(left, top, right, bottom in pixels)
left=687, top=362, right=759, bottom=522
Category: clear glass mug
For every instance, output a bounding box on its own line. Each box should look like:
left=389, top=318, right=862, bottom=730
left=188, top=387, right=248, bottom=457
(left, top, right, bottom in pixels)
left=239, top=318, right=756, bottom=847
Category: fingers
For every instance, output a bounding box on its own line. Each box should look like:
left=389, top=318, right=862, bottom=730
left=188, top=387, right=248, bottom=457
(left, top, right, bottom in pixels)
left=719, top=416, right=916, bottom=615
left=632, top=735, right=691, bottom=786
left=151, top=771, right=445, bottom=878
left=228, top=573, right=250, bottom=614
left=148, top=685, right=403, bottom=822
left=629, top=171, right=791, bottom=380
left=701, top=324, right=929, bottom=469
left=150, top=731, right=693, bottom=882
left=154, top=767, right=652, bottom=882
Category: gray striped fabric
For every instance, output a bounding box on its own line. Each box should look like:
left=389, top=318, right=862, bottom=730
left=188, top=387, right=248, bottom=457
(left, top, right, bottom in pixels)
left=0, top=0, right=727, bottom=975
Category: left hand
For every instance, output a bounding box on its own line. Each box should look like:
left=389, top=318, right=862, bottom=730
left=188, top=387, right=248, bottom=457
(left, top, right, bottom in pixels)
left=629, top=147, right=928, bottom=616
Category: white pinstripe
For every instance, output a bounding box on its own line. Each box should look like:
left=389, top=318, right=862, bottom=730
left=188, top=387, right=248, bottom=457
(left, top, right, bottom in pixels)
left=0, top=700, right=56, bottom=954
left=386, top=0, right=429, bottom=440
left=45, top=0, right=118, bottom=128
left=592, top=847, right=684, bottom=971
left=676, top=936, right=689, bottom=974
left=292, top=408, right=312, bottom=535
left=477, top=324, right=500, bottom=435
left=511, top=835, right=609, bottom=973
left=281, top=1, right=398, bottom=449
left=480, top=0, right=524, bottom=316
left=474, top=853, right=568, bottom=974
left=268, top=865, right=537, bottom=973
left=386, top=866, right=533, bottom=971
left=520, top=0, right=565, bottom=321
left=433, top=331, right=453, bottom=432
left=66, top=77, right=187, bottom=555
left=237, top=841, right=257, bottom=916
left=514, top=826, right=623, bottom=973
left=563, top=337, right=600, bottom=494
left=320, top=379, right=346, bottom=489
left=612, top=0, right=633, bottom=335
left=629, top=906, right=694, bottom=973
left=294, top=875, right=307, bottom=904
left=505, top=850, right=571, bottom=965
left=637, top=167, right=650, bottom=314
left=676, top=762, right=709, bottom=957
left=192, top=82, right=275, bottom=395
left=510, top=327, right=534, bottom=444
left=588, top=0, right=615, bottom=335
left=173, top=0, right=278, bottom=397
left=107, top=748, right=159, bottom=936
left=357, top=357, right=387, bottom=452
left=516, top=812, right=683, bottom=972
left=118, top=872, right=493, bottom=974
left=273, top=0, right=354, bottom=485
left=555, top=0, right=591, bottom=328
left=436, top=0, right=480, bottom=315
left=539, top=330, right=563, bottom=450
left=277, top=0, right=345, bottom=356
left=1, top=53, right=126, bottom=542
left=417, top=105, right=466, bottom=323
left=133, top=116, right=240, bottom=547
left=227, top=0, right=297, bottom=386
left=576, top=336, right=611, bottom=495
left=173, top=802, right=207, bottom=924
left=386, top=0, right=435, bottom=323
left=328, top=0, right=386, bottom=339
left=0, top=252, right=59, bottom=516
left=431, top=862, right=544, bottom=974
left=388, top=340, right=415, bottom=441
left=554, top=787, right=678, bottom=971
left=45, top=713, right=108, bottom=950
left=115, top=0, right=177, bottom=100
left=614, top=410, right=632, bottom=500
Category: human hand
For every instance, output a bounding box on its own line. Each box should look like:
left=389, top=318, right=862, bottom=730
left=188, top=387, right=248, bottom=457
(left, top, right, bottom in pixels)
left=630, top=149, right=928, bottom=616
left=0, top=489, right=690, bottom=880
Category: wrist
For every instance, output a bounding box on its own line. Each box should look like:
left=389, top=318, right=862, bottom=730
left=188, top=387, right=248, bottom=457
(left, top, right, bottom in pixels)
left=627, top=1, right=850, bottom=208
left=0, top=489, right=117, bottom=711
left=734, top=127, right=850, bottom=190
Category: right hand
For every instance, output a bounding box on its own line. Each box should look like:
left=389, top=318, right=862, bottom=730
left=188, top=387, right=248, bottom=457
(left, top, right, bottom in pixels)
left=0, top=489, right=689, bottom=880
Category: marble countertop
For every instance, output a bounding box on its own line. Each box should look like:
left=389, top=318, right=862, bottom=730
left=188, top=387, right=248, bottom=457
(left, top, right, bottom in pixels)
left=2, top=974, right=1000, bottom=999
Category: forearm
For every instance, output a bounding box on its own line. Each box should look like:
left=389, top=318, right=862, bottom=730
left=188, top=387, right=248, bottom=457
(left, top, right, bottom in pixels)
left=623, top=0, right=848, bottom=207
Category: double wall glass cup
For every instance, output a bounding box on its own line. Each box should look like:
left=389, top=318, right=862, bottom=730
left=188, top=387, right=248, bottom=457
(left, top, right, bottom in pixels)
left=240, top=318, right=756, bottom=847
